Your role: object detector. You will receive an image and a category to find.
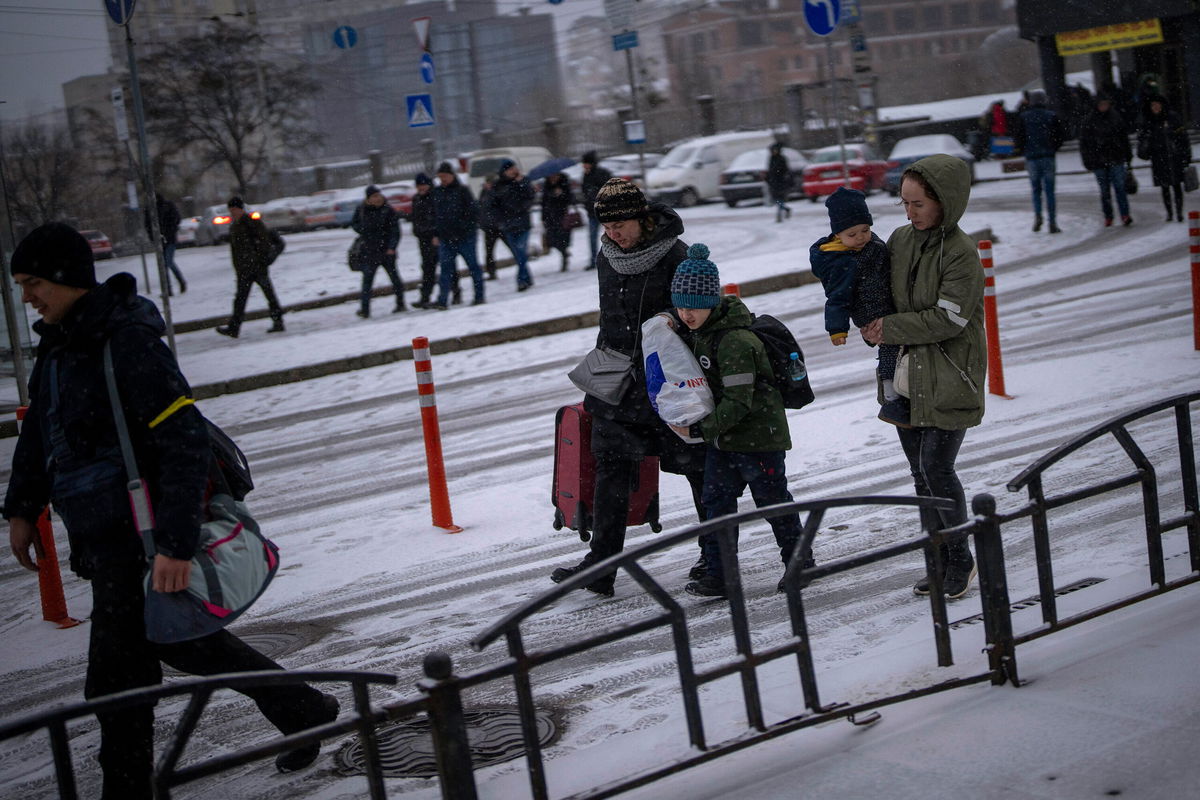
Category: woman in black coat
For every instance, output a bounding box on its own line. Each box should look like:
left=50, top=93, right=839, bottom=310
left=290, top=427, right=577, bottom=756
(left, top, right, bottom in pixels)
left=540, top=172, right=575, bottom=271
left=1079, top=94, right=1134, bottom=226
left=1138, top=94, right=1191, bottom=222
left=551, top=178, right=706, bottom=596
left=765, top=142, right=793, bottom=222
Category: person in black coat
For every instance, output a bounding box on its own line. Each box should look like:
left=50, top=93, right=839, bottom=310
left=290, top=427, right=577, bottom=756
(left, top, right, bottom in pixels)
left=351, top=185, right=404, bottom=317
left=540, top=171, right=575, bottom=272
left=765, top=142, right=793, bottom=222
left=410, top=173, right=453, bottom=308
left=478, top=174, right=503, bottom=281
left=5, top=224, right=338, bottom=797
left=487, top=159, right=537, bottom=291
left=551, top=178, right=707, bottom=596
left=1137, top=94, right=1191, bottom=222
left=1079, top=94, right=1134, bottom=227
left=580, top=151, right=613, bottom=270
left=431, top=161, right=484, bottom=307
left=217, top=196, right=285, bottom=337
left=143, top=193, right=186, bottom=294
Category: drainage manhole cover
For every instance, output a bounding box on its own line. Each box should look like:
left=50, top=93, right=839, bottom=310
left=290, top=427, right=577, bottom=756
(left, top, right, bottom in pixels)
left=334, top=707, right=559, bottom=777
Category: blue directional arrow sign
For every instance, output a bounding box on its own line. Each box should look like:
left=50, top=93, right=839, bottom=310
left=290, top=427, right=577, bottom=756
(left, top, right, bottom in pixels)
left=420, top=53, right=435, bottom=84
left=104, top=0, right=136, bottom=26
left=803, top=0, right=841, bottom=37
left=406, top=94, right=435, bottom=128
left=333, top=25, right=358, bottom=49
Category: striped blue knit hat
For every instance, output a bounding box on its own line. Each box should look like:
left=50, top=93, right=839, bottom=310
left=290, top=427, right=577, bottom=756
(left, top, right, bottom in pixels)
left=671, top=243, right=721, bottom=309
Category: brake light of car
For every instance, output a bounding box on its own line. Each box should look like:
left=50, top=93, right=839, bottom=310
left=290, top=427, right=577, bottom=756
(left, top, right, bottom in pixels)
left=250, top=211, right=261, bottom=219
left=213, top=215, right=231, bottom=225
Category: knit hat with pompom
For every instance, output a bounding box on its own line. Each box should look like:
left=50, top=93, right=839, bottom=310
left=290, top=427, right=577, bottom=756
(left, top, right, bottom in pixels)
left=670, top=243, right=721, bottom=309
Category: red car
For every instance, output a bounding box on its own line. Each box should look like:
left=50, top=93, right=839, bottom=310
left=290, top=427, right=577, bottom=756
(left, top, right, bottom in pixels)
left=381, top=180, right=415, bottom=220
left=801, top=143, right=891, bottom=201
left=80, top=229, right=114, bottom=260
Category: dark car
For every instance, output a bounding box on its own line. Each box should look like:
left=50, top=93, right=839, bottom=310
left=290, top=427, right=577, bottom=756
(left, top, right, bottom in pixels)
left=719, top=146, right=808, bottom=207
left=801, top=143, right=891, bottom=201
left=884, top=134, right=977, bottom=195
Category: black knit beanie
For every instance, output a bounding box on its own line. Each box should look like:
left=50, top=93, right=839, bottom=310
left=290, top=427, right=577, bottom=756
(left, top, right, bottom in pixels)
left=365, top=184, right=381, bottom=198
left=10, top=222, right=97, bottom=289
left=227, top=195, right=245, bottom=209
left=824, top=186, right=873, bottom=234
left=593, top=178, right=648, bottom=222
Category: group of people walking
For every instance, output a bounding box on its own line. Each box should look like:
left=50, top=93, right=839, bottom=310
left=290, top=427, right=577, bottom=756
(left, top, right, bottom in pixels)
left=553, top=154, right=985, bottom=601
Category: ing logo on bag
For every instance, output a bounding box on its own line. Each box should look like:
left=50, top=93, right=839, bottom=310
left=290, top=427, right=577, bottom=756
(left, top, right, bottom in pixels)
left=677, top=377, right=708, bottom=389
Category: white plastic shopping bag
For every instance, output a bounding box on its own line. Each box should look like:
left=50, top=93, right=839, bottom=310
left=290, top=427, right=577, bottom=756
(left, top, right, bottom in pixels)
left=641, top=314, right=714, bottom=442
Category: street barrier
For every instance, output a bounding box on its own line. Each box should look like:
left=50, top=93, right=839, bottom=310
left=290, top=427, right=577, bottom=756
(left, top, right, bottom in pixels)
left=1190, top=210, right=1200, bottom=350
left=979, top=240, right=1010, bottom=397
left=412, top=337, right=462, bottom=533
left=14, top=408, right=81, bottom=630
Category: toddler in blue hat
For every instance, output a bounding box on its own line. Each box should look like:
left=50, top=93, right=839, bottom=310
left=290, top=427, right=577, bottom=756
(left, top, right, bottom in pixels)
left=810, top=187, right=909, bottom=427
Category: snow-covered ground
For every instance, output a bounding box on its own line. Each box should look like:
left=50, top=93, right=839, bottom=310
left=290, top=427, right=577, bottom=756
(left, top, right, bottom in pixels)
left=1, top=159, right=1198, bottom=799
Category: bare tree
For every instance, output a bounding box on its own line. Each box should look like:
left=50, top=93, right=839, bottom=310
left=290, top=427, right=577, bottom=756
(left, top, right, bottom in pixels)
left=1, top=121, right=80, bottom=236
left=138, top=21, right=322, bottom=197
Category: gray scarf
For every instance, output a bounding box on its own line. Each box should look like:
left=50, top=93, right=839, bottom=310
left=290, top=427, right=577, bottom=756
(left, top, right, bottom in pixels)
left=601, top=234, right=678, bottom=275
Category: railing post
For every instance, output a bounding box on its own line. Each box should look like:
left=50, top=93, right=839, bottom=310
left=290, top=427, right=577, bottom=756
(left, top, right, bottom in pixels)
left=413, top=337, right=463, bottom=533
left=419, top=652, right=479, bottom=800
left=971, top=493, right=1019, bottom=686
left=15, top=408, right=82, bottom=629
left=1189, top=210, right=1200, bottom=350
left=979, top=240, right=1011, bottom=397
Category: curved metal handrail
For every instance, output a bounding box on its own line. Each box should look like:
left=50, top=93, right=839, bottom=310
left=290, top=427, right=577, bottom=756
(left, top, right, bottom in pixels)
left=1006, top=389, right=1200, bottom=492
left=471, top=494, right=954, bottom=651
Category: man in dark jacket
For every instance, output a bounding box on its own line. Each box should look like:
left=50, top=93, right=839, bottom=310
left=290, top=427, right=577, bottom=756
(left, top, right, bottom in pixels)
left=5, top=223, right=337, bottom=798
left=1014, top=89, right=1068, bottom=233
left=579, top=150, right=613, bottom=270
left=431, top=161, right=483, bottom=308
left=478, top=173, right=503, bottom=281
left=144, top=192, right=186, bottom=294
left=487, top=158, right=536, bottom=291
left=216, top=196, right=285, bottom=336
left=1079, top=94, right=1134, bottom=227
left=411, top=172, right=454, bottom=307
left=351, top=184, right=405, bottom=317
left=765, top=142, right=793, bottom=222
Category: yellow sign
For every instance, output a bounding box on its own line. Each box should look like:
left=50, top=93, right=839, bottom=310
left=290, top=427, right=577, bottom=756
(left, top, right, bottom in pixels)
left=1056, top=19, right=1164, bottom=56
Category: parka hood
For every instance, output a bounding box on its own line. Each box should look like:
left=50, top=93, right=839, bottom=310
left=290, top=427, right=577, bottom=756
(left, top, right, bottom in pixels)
left=647, top=202, right=685, bottom=243
left=907, top=154, right=971, bottom=233
left=700, top=294, right=753, bottom=333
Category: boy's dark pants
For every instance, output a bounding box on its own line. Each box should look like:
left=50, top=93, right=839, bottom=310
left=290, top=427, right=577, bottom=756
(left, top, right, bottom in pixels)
left=699, top=449, right=805, bottom=579
left=86, top=559, right=327, bottom=799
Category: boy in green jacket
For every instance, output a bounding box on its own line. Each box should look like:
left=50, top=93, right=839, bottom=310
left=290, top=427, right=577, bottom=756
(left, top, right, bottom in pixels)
left=666, top=244, right=810, bottom=598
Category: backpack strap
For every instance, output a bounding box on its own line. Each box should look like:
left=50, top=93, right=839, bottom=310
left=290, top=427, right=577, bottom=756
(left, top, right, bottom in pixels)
left=102, top=341, right=158, bottom=560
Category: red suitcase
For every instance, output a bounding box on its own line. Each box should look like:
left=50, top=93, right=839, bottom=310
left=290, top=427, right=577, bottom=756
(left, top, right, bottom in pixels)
left=552, top=403, right=662, bottom=542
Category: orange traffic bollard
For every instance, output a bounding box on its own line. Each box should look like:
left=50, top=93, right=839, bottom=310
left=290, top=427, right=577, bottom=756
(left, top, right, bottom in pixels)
left=1190, top=211, right=1200, bottom=351
left=15, top=408, right=82, bottom=629
left=412, top=338, right=462, bottom=533
left=978, top=241, right=1011, bottom=398
left=722, top=282, right=740, bottom=297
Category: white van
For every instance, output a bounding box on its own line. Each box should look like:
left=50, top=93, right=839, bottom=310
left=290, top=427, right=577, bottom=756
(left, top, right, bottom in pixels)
left=466, top=146, right=552, bottom=195
left=645, top=130, right=782, bottom=207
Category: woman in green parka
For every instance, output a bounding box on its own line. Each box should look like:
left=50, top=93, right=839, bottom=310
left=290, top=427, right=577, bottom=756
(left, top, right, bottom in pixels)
left=860, top=154, right=986, bottom=600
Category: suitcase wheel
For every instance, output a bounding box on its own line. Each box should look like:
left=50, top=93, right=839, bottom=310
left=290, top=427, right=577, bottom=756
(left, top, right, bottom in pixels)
left=650, top=521, right=662, bottom=533
left=579, top=529, right=591, bottom=543
left=553, top=508, right=564, bottom=531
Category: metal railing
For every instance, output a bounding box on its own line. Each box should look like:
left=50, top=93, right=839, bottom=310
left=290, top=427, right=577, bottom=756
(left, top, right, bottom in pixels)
left=3, top=392, right=1196, bottom=799
left=998, top=390, right=1200, bottom=641
left=0, top=670, right=397, bottom=800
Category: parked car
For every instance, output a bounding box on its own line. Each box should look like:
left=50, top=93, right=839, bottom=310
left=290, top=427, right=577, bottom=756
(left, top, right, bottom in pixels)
left=380, top=180, right=416, bottom=219
left=719, top=146, right=808, bottom=207
left=257, top=196, right=310, bottom=233
left=195, top=203, right=260, bottom=245
left=646, top=130, right=780, bottom=207
left=80, top=229, right=113, bottom=260
left=302, top=189, right=360, bottom=230
left=176, top=216, right=200, bottom=247
left=466, top=146, right=551, bottom=196
left=884, top=134, right=976, bottom=195
left=800, top=143, right=892, bottom=201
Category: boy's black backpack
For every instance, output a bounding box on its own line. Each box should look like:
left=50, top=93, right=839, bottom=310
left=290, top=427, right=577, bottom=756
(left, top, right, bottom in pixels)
left=264, top=229, right=286, bottom=266
left=714, top=314, right=815, bottom=410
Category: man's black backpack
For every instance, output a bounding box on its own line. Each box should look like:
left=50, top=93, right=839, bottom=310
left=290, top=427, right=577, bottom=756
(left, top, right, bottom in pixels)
left=714, top=314, right=815, bottom=410
left=264, top=229, right=286, bottom=266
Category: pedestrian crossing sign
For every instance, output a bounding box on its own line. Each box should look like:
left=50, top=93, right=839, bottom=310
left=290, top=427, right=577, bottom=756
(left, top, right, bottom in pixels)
left=406, top=94, right=435, bottom=128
